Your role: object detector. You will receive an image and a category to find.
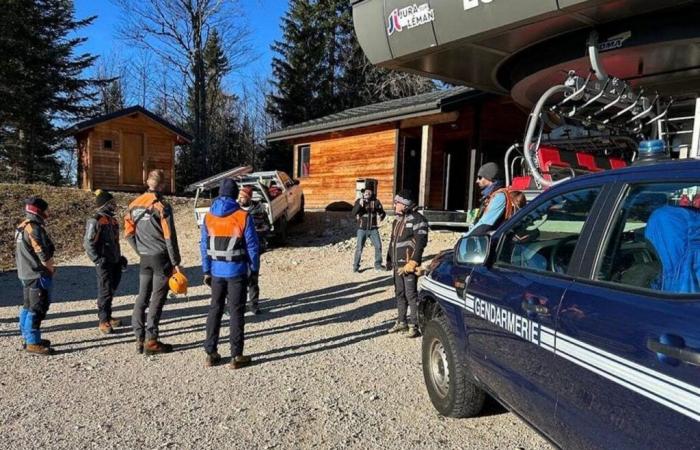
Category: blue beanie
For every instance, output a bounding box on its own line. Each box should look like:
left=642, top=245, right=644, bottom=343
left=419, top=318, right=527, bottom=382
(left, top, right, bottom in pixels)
left=219, top=178, right=238, bottom=198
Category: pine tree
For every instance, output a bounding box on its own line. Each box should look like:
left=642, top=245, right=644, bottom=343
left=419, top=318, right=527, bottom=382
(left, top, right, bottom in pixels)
left=0, top=0, right=103, bottom=184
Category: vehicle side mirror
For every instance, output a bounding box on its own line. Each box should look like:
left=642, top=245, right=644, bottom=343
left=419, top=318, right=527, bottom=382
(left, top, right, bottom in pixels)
left=454, top=235, right=491, bottom=266
left=293, top=179, right=300, bottom=185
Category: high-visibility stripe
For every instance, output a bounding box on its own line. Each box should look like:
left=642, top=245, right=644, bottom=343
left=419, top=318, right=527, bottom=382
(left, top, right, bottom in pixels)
left=421, top=276, right=700, bottom=423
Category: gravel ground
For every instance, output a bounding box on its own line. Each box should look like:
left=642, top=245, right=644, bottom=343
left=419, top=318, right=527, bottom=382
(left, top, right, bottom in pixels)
left=0, top=206, right=551, bottom=449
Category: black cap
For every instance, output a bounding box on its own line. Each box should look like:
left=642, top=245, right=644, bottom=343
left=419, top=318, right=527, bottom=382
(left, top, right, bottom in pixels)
left=95, top=189, right=114, bottom=207
left=219, top=178, right=238, bottom=198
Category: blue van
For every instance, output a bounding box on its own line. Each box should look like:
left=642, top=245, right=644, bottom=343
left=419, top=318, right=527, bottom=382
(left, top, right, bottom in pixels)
left=418, top=160, right=700, bottom=449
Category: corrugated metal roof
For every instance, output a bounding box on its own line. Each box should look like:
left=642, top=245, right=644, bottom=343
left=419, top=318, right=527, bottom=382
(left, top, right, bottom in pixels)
left=267, top=86, right=477, bottom=142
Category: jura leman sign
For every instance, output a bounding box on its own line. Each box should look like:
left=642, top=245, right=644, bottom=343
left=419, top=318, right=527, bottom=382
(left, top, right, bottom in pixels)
left=387, top=3, right=434, bottom=36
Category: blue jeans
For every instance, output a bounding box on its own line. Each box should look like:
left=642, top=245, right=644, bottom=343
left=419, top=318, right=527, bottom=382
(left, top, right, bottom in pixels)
left=353, top=229, right=383, bottom=270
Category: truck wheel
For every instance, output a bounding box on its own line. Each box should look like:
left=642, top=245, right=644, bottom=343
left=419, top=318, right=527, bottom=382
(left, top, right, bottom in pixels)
left=422, top=316, right=485, bottom=418
left=275, top=215, right=288, bottom=245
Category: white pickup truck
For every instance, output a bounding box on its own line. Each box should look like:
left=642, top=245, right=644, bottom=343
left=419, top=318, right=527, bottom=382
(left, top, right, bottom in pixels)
left=187, top=167, right=304, bottom=247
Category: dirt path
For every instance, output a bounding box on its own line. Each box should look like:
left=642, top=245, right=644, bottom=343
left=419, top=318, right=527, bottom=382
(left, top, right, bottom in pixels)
left=0, top=209, right=550, bottom=449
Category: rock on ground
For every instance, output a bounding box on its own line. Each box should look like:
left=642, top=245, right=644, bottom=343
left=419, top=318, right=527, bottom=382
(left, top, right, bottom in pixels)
left=0, top=205, right=551, bottom=449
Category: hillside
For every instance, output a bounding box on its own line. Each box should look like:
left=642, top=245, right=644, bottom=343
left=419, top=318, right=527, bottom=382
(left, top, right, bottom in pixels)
left=0, top=184, right=191, bottom=272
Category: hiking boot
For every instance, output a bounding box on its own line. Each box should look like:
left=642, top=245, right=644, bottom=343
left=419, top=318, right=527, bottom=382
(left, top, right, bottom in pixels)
left=405, top=325, right=420, bottom=338
left=136, top=339, right=144, bottom=354
left=204, top=352, right=222, bottom=367
left=21, top=339, right=50, bottom=349
left=109, top=318, right=122, bottom=328
left=387, top=322, right=408, bottom=334
left=144, top=340, right=173, bottom=355
left=98, top=321, right=113, bottom=335
left=230, top=355, right=252, bottom=369
left=25, top=343, right=54, bottom=355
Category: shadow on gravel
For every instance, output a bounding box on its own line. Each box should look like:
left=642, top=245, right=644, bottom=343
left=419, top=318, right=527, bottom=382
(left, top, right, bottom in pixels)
left=0, top=264, right=205, bottom=308
left=480, top=395, right=509, bottom=417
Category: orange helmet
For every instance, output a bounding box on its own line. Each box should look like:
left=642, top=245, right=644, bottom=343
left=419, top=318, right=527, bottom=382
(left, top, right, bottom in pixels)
left=169, top=270, right=188, bottom=295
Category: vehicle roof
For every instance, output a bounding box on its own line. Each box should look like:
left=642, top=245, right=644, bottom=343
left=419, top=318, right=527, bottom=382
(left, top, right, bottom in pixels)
left=545, top=159, right=700, bottom=194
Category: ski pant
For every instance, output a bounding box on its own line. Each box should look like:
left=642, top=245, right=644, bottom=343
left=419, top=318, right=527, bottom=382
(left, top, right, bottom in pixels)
left=204, top=276, right=247, bottom=357
left=19, top=275, right=52, bottom=345
left=353, top=228, right=383, bottom=270
left=96, top=261, right=122, bottom=322
left=248, top=271, right=259, bottom=309
left=132, top=254, right=171, bottom=342
left=394, top=271, right=418, bottom=326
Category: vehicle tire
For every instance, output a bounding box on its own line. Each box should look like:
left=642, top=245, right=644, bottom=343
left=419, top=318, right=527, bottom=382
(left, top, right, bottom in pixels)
left=294, top=196, right=305, bottom=223
left=422, top=316, right=486, bottom=418
left=275, top=215, right=288, bottom=245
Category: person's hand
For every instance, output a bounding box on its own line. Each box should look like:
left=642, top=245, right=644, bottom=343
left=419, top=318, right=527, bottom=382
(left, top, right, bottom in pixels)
left=401, top=260, right=418, bottom=275
left=203, top=274, right=212, bottom=287
left=173, top=265, right=182, bottom=274
left=119, top=256, right=128, bottom=270
left=45, top=259, right=56, bottom=276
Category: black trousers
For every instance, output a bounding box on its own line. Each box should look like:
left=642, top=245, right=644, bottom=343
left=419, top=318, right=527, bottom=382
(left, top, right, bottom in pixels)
left=132, top=254, right=171, bottom=341
left=248, top=272, right=259, bottom=308
left=205, top=276, right=247, bottom=356
left=394, top=271, right=418, bottom=325
left=96, top=261, right=122, bottom=322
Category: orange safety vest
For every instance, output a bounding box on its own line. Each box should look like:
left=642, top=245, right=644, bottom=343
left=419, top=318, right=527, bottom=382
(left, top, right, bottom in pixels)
left=204, top=209, right=248, bottom=262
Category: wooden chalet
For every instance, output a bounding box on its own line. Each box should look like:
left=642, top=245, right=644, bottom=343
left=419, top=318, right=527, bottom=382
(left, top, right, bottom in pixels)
left=267, top=88, right=527, bottom=211
left=70, top=106, right=192, bottom=194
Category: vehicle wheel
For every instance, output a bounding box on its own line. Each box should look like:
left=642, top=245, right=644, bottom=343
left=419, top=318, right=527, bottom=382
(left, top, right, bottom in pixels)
left=422, top=316, right=485, bottom=418
left=275, top=215, right=288, bottom=245
left=294, top=196, right=305, bottom=223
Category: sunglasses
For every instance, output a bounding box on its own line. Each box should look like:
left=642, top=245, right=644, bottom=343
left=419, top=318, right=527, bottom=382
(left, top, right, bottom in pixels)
left=477, top=176, right=484, bottom=180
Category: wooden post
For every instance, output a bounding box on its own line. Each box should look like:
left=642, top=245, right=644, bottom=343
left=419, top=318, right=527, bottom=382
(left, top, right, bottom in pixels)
left=418, top=124, right=433, bottom=208
left=467, top=148, right=477, bottom=212
left=87, top=133, right=93, bottom=191
left=171, top=141, right=176, bottom=193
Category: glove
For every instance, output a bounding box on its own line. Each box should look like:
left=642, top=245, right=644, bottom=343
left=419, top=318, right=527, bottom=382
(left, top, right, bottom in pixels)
left=401, top=260, right=418, bottom=275
left=203, top=274, right=212, bottom=287
left=119, top=256, right=128, bottom=270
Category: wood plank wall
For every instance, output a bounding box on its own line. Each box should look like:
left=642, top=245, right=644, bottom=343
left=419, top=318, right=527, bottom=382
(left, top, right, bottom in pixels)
left=293, top=125, right=397, bottom=209
left=87, top=113, right=176, bottom=193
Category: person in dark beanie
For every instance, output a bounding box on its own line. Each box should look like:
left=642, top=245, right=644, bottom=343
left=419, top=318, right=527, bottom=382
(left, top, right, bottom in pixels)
left=238, top=186, right=262, bottom=315
left=386, top=190, right=428, bottom=338
left=201, top=178, right=260, bottom=369
left=466, top=162, right=509, bottom=236
left=15, top=197, right=56, bottom=355
left=84, top=189, right=127, bottom=334
left=351, top=188, right=386, bottom=272
left=125, top=169, right=182, bottom=355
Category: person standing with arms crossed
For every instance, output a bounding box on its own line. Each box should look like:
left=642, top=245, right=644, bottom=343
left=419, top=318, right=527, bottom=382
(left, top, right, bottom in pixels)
left=351, top=188, right=386, bottom=273
left=201, top=179, right=260, bottom=368
left=124, top=169, right=182, bottom=355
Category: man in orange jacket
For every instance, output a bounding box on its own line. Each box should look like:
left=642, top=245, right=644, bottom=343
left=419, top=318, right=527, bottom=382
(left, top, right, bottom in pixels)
left=125, top=169, right=181, bottom=355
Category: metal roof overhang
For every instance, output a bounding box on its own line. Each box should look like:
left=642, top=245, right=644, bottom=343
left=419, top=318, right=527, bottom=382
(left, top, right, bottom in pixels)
left=352, top=0, right=700, bottom=106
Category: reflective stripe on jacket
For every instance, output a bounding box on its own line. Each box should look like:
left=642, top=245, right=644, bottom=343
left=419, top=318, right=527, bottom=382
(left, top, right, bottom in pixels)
left=204, top=209, right=248, bottom=262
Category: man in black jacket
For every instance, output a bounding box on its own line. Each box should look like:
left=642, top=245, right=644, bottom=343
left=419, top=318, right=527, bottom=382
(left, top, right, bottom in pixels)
left=84, top=190, right=127, bottom=334
left=351, top=188, right=386, bottom=272
left=386, top=190, right=429, bottom=338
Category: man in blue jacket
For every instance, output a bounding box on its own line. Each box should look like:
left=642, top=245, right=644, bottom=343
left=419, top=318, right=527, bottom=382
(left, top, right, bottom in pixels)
left=201, top=178, right=260, bottom=368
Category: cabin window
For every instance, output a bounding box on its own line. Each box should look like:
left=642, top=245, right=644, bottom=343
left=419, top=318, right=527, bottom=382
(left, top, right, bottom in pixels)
left=103, top=140, right=113, bottom=150
left=296, top=144, right=310, bottom=178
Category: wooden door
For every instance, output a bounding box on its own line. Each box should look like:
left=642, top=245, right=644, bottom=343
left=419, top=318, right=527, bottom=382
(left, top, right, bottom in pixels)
left=122, top=133, right=143, bottom=185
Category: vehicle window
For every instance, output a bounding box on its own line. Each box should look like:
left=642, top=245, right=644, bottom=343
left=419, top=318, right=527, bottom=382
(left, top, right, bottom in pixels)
left=497, top=187, right=600, bottom=274
left=596, top=183, right=700, bottom=294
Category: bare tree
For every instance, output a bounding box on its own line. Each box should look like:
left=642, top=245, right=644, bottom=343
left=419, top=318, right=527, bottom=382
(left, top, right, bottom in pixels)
left=114, top=0, right=251, bottom=179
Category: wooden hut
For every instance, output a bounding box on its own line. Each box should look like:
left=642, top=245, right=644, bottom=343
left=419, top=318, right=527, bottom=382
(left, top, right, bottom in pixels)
left=70, top=106, right=192, bottom=194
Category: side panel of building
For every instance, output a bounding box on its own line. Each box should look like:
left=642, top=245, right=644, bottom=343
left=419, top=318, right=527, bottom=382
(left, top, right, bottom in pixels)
left=295, top=125, right=397, bottom=209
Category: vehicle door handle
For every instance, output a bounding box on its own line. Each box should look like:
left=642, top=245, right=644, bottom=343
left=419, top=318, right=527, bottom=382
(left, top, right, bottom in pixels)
left=521, top=300, right=549, bottom=315
left=647, top=338, right=700, bottom=367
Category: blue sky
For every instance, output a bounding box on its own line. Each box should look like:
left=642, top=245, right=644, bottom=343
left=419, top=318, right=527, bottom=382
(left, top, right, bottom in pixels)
left=74, top=0, right=288, bottom=97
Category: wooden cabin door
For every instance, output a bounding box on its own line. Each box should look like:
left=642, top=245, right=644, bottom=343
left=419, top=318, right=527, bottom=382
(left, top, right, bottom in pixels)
left=122, top=133, right=144, bottom=185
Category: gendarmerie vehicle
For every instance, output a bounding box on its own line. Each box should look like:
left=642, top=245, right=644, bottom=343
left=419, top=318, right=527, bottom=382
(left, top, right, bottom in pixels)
left=353, top=1, right=700, bottom=448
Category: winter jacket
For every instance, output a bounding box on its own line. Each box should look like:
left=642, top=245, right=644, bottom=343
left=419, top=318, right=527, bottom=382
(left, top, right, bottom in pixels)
left=467, top=182, right=507, bottom=237
left=200, top=196, right=260, bottom=279
left=387, top=208, right=429, bottom=268
left=84, top=211, right=122, bottom=265
left=352, top=198, right=386, bottom=230
left=15, top=214, right=55, bottom=281
left=124, top=191, right=181, bottom=266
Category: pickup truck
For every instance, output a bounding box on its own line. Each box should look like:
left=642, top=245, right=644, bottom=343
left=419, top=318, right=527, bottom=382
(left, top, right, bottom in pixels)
left=188, top=167, right=304, bottom=247
left=417, top=160, right=700, bottom=449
